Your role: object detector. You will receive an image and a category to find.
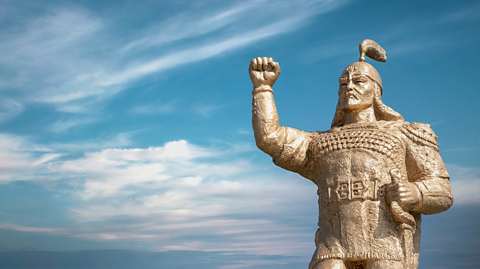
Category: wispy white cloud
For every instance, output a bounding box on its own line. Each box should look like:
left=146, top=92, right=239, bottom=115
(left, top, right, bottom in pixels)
left=0, top=0, right=345, bottom=116
left=381, top=4, right=480, bottom=56
left=96, top=15, right=325, bottom=87
left=0, top=133, right=60, bottom=181
left=49, top=116, right=103, bottom=133
left=0, top=7, right=103, bottom=95
left=49, top=131, right=137, bottom=152
left=442, top=147, right=477, bottom=152
left=237, top=129, right=251, bottom=135
left=0, top=98, right=24, bottom=124
left=301, top=3, right=480, bottom=64
left=447, top=163, right=480, bottom=205
left=0, top=131, right=140, bottom=182
left=194, top=103, right=229, bottom=117
left=0, top=0, right=346, bottom=133
left=298, top=34, right=360, bottom=63
left=119, top=1, right=256, bottom=54
left=1, top=224, right=66, bottom=234
left=128, top=100, right=177, bottom=115
left=386, top=36, right=454, bottom=57
left=439, top=2, right=480, bottom=23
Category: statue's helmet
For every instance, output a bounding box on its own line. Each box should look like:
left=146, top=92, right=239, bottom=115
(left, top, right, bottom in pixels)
left=341, top=39, right=386, bottom=94
left=341, top=61, right=382, bottom=94
left=331, top=39, right=403, bottom=127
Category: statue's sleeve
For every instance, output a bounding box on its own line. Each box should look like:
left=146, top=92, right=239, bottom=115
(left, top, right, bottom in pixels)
left=263, top=127, right=315, bottom=181
left=401, top=122, right=453, bottom=215
left=252, top=91, right=315, bottom=181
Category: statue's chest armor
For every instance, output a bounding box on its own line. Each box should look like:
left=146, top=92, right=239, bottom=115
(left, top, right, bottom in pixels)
left=310, top=128, right=406, bottom=206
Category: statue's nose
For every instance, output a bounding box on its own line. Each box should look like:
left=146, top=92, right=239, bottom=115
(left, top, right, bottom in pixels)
left=346, top=80, right=355, bottom=91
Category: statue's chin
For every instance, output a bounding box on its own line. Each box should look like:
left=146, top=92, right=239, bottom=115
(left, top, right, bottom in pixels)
left=340, top=99, right=373, bottom=113
left=341, top=103, right=362, bottom=112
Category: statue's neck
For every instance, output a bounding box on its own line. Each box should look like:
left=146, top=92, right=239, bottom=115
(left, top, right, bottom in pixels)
left=343, top=106, right=376, bottom=125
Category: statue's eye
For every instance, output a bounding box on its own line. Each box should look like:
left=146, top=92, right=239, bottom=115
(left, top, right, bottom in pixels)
left=354, top=79, right=365, bottom=84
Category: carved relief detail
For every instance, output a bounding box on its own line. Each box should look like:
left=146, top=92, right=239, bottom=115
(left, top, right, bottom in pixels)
left=311, top=129, right=407, bottom=179
left=319, top=179, right=386, bottom=208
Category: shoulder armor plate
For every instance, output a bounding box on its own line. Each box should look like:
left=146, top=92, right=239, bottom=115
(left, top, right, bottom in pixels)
left=400, top=122, right=439, bottom=151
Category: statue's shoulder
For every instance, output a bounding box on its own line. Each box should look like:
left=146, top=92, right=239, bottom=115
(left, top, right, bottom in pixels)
left=310, top=130, right=329, bottom=135
left=377, top=120, right=404, bottom=130
left=399, top=121, right=439, bottom=151
left=309, top=130, right=329, bottom=142
left=325, top=120, right=404, bottom=131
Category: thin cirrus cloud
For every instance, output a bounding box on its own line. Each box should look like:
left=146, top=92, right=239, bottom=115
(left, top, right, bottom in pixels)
left=447, top=164, right=480, bottom=205
left=47, top=131, right=136, bottom=153
left=0, top=133, right=61, bottom=182
left=96, top=0, right=343, bottom=87
left=194, top=103, right=230, bottom=117
left=128, top=100, right=177, bottom=115
left=118, top=1, right=256, bottom=54
left=380, top=4, right=480, bottom=56
left=0, top=0, right=345, bottom=115
left=0, top=98, right=24, bottom=124
left=299, top=3, right=480, bottom=65
left=49, top=116, right=103, bottom=133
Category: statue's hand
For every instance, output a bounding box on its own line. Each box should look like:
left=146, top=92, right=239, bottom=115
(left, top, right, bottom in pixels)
left=249, top=57, right=281, bottom=89
left=387, top=182, right=421, bottom=212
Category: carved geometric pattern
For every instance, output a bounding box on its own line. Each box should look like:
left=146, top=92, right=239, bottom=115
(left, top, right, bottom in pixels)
left=351, top=180, right=365, bottom=199
left=311, top=129, right=407, bottom=180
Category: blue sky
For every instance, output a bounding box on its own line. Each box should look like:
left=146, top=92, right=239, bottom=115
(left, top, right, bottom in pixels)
left=0, top=0, right=479, bottom=268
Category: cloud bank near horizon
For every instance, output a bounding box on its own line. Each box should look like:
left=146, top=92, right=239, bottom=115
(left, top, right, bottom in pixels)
left=0, top=132, right=478, bottom=258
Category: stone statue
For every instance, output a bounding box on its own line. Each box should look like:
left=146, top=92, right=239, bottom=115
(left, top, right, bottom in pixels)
left=249, top=39, right=453, bottom=269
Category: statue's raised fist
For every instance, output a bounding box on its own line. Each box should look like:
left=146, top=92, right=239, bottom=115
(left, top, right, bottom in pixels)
left=249, top=57, right=281, bottom=89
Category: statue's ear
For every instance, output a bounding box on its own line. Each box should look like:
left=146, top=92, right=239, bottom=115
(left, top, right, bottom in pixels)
left=331, top=99, right=344, bottom=128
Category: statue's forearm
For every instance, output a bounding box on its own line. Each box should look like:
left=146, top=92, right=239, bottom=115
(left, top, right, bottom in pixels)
left=252, top=86, right=282, bottom=158
left=413, top=177, right=453, bottom=215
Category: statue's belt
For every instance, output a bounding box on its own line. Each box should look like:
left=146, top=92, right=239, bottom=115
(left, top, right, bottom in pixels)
left=318, top=179, right=387, bottom=207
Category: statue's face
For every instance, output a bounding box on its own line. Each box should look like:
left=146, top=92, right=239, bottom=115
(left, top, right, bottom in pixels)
left=338, top=66, right=376, bottom=112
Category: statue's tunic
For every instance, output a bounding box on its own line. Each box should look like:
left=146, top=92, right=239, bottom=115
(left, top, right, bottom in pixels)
left=258, top=120, right=452, bottom=268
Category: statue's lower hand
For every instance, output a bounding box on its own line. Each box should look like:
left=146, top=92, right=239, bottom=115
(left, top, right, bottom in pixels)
left=387, top=182, right=421, bottom=212
left=249, top=57, right=281, bottom=89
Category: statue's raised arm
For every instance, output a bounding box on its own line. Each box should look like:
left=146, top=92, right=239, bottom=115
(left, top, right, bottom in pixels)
left=249, top=57, right=314, bottom=181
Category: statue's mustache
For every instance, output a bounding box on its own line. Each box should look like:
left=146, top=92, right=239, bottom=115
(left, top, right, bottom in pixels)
left=343, top=88, right=359, bottom=99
